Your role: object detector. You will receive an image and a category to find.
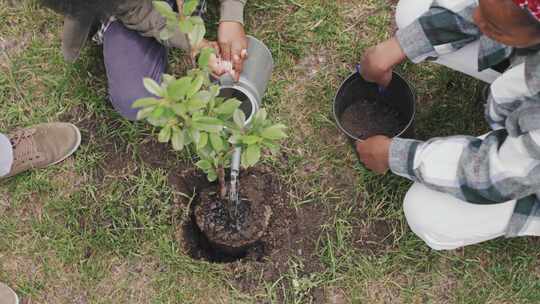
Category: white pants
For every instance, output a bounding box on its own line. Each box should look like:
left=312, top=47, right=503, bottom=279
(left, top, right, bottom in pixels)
left=396, top=0, right=501, bottom=83
left=0, top=133, right=13, bottom=177
left=403, top=183, right=519, bottom=250
left=396, top=0, right=520, bottom=250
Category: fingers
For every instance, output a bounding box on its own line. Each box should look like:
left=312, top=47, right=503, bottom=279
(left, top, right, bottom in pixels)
left=220, top=41, right=232, bottom=62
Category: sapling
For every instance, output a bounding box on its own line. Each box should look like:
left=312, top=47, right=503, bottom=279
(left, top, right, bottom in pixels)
left=133, top=0, right=287, bottom=207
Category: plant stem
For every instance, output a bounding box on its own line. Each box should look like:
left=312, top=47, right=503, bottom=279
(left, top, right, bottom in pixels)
left=218, top=165, right=227, bottom=200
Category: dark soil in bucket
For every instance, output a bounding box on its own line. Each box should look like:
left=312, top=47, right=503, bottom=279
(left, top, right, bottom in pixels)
left=340, top=98, right=407, bottom=139
left=194, top=175, right=272, bottom=257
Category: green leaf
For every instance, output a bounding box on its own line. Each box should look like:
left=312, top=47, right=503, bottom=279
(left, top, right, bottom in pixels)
left=215, top=99, right=241, bottom=116
left=198, top=132, right=208, bottom=149
left=193, top=91, right=212, bottom=103
left=167, top=77, right=191, bottom=101
left=132, top=97, right=160, bottom=109
left=260, top=124, right=287, bottom=140
left=171, top=127, right=185, bottom=151
left=190, top=128, right=200, bottom=144
left=162, top=74, right=175, bottom=85
left=263, top=140, right=280, bottom=155
left=192, top=117, right=224, bottom=133
left=233, top=109, right=246, bottom=128
left=209, top=84, right=220, bottom=97
left=242, top=135, right=260, bottom=145
left=187, top=74, right=204, bottom=98
left=198, top=47, right=214, bottom=69
left=151, top=106, right=166, bottom=118
left=243, top=145, right=261, bottom=167
left=158, top=126, right=172, bottom=143
left=143, top=78, right=164, bottom=96
left=207, top=170, right=217, bottom=182
left=195, top=160, right=212, bottom=171
left=159, top=27, right=174, bottom=40
left=178, top=19, right=193, bottom=33
left=183, top=0, right=199, bottom=16
left=187, top=98, right=206, bottom=112
left=190, top=16, right=204, bottom=25
left=147, top=116, right=168, bottom=127
left=171, top=103, right=187, bottom=116
left=136, top=107, right=155, bottom=120
left=253, top=108, right=268, bottom=126
left=228, top=135, right=241, bottom=144
left=153, top=1, right=176, bottom=19
left=209, top=133, right=224, bottom=151
left=188, top=23, right=205, bottom=48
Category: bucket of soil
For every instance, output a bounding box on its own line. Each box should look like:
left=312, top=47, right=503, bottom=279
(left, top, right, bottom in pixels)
left=333, top=71, right=415, bottom=143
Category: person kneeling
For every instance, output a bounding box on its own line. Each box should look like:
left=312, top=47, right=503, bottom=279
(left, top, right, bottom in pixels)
left=357, top=0, right=540, bottom=250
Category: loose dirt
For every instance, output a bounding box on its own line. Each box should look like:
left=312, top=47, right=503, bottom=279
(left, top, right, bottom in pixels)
left=169, top=166, right=328, bottom=291
left=340, top=99, right=406, bottom=139
left=195, top=174, right=272, bottom=256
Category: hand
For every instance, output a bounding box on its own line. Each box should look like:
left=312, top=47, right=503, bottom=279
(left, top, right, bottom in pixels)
left=191, top=39, right=219, bottom=57
left=359, top=37, right=406, bottom=87
left=356, top=136, right=392, bottom=174
left=218, top=21, right=248, bottom=82
left=190, top=40, right=230, bottom=77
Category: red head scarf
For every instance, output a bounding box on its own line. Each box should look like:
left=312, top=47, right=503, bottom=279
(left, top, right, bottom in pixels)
left=513, top=0, right=540, bottom=21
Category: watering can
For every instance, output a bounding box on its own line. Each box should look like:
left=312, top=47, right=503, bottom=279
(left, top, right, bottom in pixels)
left=217, top=35, right=274, bottom=204
left=218, top=35, right=274, bottom=124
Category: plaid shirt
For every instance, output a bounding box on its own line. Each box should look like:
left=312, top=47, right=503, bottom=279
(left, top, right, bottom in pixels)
left=391, top=0, right=540, bottom=237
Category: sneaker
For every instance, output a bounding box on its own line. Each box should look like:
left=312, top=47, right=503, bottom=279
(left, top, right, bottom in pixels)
left=0, top=283, right=18, bottom=304
left=3, top=122, right=81, bottom=178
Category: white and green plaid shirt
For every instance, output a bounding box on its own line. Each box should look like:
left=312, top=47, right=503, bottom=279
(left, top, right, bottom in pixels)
left=390, top=0, right=540, bottom=237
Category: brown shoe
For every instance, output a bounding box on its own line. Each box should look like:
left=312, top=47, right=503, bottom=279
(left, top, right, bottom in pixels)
left=4, top=123, right=81, bottom=178
left=0, top=283, right=18, bottom=304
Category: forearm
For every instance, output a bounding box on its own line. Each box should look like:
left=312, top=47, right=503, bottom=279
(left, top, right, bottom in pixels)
left=396, top=5, right=481, bottom=63
left=115, top=0, right=190, bottom=50
left=390, top=130, right=540, bottom=204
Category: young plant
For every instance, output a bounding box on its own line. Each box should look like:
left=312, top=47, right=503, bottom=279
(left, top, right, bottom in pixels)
left=133, top=0, right=287, bottom=202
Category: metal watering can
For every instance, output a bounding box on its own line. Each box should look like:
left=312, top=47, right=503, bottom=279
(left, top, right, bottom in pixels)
left=217, top=35, right=274, bottom=204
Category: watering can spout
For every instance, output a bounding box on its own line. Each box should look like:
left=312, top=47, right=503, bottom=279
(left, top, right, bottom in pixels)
left=229, top=147, right=242, bottom=204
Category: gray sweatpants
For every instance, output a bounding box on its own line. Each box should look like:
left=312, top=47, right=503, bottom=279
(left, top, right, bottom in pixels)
left=103, top=20, right=168, bottom=120
left=0, top=133, right=13, bottom=177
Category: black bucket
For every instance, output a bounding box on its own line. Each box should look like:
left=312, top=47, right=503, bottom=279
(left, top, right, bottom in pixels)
left=333, top=71, right=416, bottom=142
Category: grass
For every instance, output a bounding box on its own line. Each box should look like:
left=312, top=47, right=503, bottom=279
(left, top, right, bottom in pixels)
left=1, top=0, right=540, bottom=303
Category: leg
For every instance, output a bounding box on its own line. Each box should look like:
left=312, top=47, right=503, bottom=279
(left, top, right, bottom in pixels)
left=0, top=133, right=13, bottom=177
left=395, top=0, right=501, bottom=83
left=103, top=21, right=168, bottom=121
left=403, top=183, right=516, bottom=250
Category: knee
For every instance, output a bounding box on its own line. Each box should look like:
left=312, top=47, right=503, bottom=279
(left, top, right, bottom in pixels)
left=403, top=184, right=453, bottom=250
left=395, top=0, right=432, bottom=29
left=108, top=88, right=150, bottom=121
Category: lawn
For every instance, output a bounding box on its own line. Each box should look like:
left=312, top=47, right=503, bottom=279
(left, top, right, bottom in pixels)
left=1, top=0, right=540, bottom=303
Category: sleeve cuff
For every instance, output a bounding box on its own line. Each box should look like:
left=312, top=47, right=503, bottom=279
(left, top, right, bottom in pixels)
left=389, top=137, right=422, bottom=180
left=395, top=20, right=436, bottom=64
left=220, top=0, right=246, bottom=24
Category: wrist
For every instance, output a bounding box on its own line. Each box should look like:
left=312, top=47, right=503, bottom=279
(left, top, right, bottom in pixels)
left=379, top=37, right=406, bottom=70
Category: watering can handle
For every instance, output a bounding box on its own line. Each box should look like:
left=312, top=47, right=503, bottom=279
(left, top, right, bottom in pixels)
left=219, top=73, right=235, bottom=87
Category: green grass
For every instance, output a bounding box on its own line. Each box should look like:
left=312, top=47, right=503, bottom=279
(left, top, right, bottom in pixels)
left=1, top=0, right=540, bottom=303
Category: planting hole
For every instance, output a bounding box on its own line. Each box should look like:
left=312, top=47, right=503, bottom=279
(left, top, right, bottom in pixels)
left=219, top=88, right=253, bottom=120
left=182, top=211, right=254, bottom=263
